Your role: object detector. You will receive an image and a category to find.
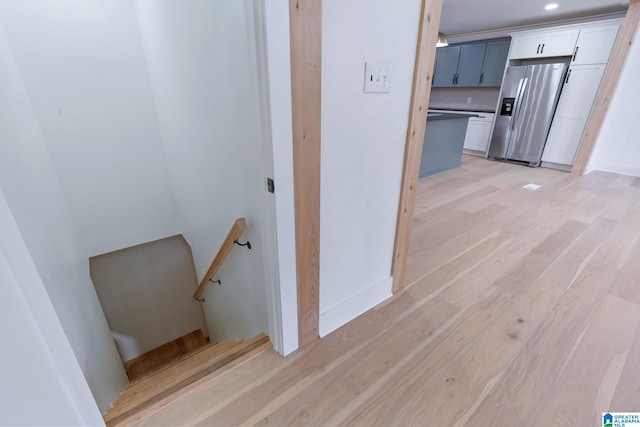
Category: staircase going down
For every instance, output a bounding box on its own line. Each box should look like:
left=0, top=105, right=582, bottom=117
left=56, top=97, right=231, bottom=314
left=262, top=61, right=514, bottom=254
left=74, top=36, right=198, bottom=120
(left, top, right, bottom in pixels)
left=104, top=333, right=272, bottom=427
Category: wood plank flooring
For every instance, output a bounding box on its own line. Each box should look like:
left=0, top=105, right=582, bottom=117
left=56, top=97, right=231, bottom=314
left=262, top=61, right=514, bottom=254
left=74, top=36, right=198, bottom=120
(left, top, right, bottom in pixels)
left=135, top=156, right=640, bottom=426
left=125, top=329, right=209, bottom=381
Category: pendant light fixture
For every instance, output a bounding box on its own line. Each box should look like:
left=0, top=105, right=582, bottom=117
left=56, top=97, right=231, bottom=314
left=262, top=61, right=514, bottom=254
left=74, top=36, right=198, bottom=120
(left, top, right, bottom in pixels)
left=436, top=32, right=449, bottom=47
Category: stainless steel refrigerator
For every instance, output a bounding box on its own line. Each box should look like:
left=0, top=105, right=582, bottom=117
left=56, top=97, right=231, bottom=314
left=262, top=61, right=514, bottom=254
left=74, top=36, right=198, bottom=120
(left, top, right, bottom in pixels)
left=487, top=63, right=567, bottom=166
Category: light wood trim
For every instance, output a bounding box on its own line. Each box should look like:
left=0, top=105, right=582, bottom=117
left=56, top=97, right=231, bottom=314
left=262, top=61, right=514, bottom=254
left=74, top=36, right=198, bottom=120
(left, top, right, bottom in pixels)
left=289, top=0, right=321, bottom=346
left=572, top=0, right=640, bottom=175
left=391, top=0, right=444, bottom=292
left=105, top=334, right=272, bottom=427
left=192, top=218, right=247, bottom=300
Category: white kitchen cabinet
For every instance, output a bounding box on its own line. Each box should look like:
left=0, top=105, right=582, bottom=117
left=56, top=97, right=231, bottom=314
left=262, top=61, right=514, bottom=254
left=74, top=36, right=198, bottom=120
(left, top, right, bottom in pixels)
left=542, top=117, right=588, bottom=165
left=542, top=64, right=607, bottom=165
left=510, top=28, right=579, bottom=59
left=463, top=113, right=495, bottom=154
left=571, top=24, right=620, bottom=65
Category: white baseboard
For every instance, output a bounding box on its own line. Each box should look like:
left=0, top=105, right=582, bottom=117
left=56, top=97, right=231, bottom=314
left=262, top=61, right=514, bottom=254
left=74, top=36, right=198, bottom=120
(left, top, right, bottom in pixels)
left=462, top=148, right=486, bottom=157
left=540, top=161, right=572, bottom=172
left=319, top=277, right=393, bottom=337
left=592, top=162, right=640, bottom=177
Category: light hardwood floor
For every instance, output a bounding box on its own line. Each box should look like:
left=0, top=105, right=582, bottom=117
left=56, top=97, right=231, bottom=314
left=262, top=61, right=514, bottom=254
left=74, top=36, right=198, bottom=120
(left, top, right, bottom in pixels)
left=137, top=155, right=640, bottom=426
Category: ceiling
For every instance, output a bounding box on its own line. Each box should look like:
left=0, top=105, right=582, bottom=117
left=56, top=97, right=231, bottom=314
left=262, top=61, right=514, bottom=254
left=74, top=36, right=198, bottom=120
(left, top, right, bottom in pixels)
left=439, top=0, right=630, bottom=36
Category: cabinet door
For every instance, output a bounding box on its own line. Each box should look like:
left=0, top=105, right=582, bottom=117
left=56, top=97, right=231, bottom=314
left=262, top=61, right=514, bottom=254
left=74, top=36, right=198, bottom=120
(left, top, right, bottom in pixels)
left=463, top=115, right=494, bottom=152
left=572, top=24, right=620, bottom=65
left=509, top=34, right=543, bottom=59
left=542, top=117, right=587, bottom=165
left=433, top=46, right=460, bottom=87
left=539, top=29, right=579, bottom=57
left=456, top=44, right=486, bottom=87
left=480, top=40, right=510, bottom=87
left=542, top=64, right=606, bottom=165
left=555, top=64, right=606, bottom=119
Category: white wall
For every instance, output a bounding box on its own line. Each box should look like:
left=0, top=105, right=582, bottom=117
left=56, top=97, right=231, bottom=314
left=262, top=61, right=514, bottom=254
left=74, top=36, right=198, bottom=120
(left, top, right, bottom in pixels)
left=0, top=21, right=128, bottom=415
left=0, top=206, right=97, bottom=426
left=135, top=0, right=269, bottom=343
left=90, top=236, right=208, bottom=361
left=587, top=27, right=640, bottom=176
left=320, top=0, right=422, bottom=336
left=0, top=0, right=181, bottom=257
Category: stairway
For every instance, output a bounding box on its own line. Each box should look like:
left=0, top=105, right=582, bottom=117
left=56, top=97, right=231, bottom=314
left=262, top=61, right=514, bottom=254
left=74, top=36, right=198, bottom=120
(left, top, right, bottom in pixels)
left=125, top=329, right=210, bottom=381
left=104, top=333, right=272, bottom=427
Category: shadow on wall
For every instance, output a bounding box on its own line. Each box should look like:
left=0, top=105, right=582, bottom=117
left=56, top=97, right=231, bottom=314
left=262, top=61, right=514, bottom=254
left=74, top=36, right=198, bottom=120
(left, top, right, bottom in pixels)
left=89, top=235, right=208, bottom=363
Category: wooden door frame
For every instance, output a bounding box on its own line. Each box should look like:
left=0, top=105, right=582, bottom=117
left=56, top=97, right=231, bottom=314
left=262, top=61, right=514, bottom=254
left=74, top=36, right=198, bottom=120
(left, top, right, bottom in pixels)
left=289, top=0, right=321, bottom=347
left=572, top=0, right=640, bottom=175
left=391, top=0, right=444, bottom=292
left=289, top=0, right=444, bottom=346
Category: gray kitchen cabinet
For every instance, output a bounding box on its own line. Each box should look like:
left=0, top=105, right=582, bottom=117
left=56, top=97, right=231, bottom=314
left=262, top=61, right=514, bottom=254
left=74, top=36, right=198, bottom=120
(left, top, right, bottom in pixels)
left=456, top=44, right=487, bottom=87
left=433, top=44, right=485, bottom=87
left=479, top=39, right=510, bottom=87
left=433, top=46, right=462, bottom=87
left=433, top=39, right=509, bottom=88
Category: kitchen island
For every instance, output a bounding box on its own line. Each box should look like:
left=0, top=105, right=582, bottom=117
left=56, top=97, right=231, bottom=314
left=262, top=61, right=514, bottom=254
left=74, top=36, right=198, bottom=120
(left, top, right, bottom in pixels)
left=419, top=112, right=478, bottom=178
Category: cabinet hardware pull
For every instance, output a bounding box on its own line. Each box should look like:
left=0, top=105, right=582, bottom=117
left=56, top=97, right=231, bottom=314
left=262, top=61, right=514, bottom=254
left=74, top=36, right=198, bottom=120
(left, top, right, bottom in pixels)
left=573, top=46, right=579, bottom=62
left=537, top=44, right=541, bottom=54
left=479, top=72, right=484, bottom=84
left=565, top=69, right=572, bottom=84
left=541, top=43, right=545, bottom=54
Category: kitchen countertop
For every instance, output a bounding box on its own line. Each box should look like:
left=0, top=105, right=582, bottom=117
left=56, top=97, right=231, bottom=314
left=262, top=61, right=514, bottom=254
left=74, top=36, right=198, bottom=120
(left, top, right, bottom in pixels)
left=429, top=107, right=495, bottom=114
left=427, top=112, right=480, bottom=121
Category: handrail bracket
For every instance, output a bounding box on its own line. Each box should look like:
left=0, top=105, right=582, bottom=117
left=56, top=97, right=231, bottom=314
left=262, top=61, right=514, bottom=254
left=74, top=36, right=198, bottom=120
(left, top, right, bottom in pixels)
left=234, top=239, right=252, bottom=250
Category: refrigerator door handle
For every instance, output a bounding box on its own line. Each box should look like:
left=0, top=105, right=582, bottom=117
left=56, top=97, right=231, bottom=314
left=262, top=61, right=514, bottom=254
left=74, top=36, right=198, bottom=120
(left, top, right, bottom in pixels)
left=510, top=78, right=528, bottom=131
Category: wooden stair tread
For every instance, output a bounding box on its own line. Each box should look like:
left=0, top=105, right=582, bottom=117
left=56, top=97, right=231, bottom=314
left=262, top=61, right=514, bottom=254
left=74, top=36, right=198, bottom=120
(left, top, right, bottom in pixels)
left=127, top=339, right=240, bottom=387
left=125, top=329, right=210, bottom=381
left=113, top=341, right=245, bottom=407
left=104, top=333, right=271, bottom=427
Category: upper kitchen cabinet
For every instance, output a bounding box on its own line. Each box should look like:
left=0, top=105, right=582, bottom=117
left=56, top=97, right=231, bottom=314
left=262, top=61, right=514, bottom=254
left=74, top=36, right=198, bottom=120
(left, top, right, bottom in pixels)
left=457, top=44, right=487, bottom=86
left=571, top=24, right=620, bottom=65
left=433, top=38, right=509, bottom=88
left=509, top=28, right=579, bottom=59
left=480, top=39, right=511, bottom=87
left=433, top=44, right=486, bottom=87
left=433, top=46, right=462, bottom=87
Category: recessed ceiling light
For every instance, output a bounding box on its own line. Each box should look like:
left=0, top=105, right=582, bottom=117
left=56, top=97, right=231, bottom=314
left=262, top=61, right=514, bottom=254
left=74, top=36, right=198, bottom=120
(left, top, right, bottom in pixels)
left=545, top=3, right=559, bottom=10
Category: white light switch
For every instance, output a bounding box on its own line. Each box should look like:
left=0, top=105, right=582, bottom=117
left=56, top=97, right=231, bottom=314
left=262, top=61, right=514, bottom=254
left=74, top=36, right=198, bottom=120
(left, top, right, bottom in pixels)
left=364, top=63, right=390, bottom=93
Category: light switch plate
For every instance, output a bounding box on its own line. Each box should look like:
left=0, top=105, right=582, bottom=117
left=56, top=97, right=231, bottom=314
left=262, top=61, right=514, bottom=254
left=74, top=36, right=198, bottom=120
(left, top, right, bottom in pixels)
left=364, top=62, right=390, bottom=93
